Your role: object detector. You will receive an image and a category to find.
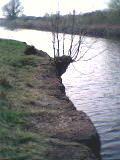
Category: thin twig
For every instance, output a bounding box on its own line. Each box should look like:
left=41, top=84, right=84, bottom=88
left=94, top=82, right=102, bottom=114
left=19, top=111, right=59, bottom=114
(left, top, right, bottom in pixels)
left=77, top=49, right=107, bottom=62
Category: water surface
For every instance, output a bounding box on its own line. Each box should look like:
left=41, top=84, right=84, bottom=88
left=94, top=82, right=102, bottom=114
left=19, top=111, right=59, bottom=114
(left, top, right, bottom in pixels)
left=0, top=27, right=120, bottom=159
left=62, top=38, right=120, bottom=160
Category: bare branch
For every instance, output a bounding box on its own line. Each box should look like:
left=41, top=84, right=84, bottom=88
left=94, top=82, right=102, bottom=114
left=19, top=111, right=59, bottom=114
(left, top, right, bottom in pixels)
left=75, top=40, right=98, bottom=61
left=72, top=35, right=82, bottom=60
left=52, top=32, right=56, bottom=57
left=82, top=49, right=107, bottom=61
left=68, top=10, right=76, bottom=56
left=62, top=34, right=65, bottom=55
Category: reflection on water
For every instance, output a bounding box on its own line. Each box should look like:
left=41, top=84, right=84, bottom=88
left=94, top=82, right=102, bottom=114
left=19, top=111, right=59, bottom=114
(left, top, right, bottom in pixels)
left=62, top=39, right=120, bottom=160
left=0, top=27, right=53, bottom=56
left=0, top=27, right=120, bottom=160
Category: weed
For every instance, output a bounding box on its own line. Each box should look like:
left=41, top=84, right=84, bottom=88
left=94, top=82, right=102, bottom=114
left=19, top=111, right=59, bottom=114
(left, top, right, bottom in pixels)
left=0, top=90, right=7, bottom=100
left=0, top=77, right=12, bottom=88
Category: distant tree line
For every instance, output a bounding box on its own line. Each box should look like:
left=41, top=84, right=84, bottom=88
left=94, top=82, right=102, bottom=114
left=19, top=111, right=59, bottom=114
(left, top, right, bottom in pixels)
left=2, top=0, right=120, bottom=25
left=2, top=0, right=23, bottom=19
left=1, top=0, right=120, bottom=38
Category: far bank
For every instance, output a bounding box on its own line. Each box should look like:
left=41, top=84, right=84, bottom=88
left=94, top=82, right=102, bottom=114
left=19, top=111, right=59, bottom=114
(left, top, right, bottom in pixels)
left=1, top=17, right=120, bottom=40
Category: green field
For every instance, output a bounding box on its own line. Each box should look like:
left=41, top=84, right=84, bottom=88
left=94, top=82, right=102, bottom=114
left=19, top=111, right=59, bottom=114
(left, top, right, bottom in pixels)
left=0, top=39, right=48, bottom=160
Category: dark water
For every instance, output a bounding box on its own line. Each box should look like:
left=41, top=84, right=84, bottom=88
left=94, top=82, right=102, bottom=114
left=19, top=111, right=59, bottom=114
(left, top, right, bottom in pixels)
left=0, top=27, right=120, bottom=159
left=62, top=38, right=120, bottom=160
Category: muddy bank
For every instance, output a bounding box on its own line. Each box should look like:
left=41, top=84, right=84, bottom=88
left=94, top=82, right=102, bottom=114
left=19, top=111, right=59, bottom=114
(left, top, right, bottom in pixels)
left=25, top=46, right=101, bottom=160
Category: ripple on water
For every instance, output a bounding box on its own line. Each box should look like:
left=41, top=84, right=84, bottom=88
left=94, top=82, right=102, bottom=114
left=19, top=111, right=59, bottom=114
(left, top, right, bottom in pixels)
left=62, top=38, right=120, bottom=160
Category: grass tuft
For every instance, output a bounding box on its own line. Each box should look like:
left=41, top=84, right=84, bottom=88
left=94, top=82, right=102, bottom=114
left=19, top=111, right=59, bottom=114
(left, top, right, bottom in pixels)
left=0, top=77, right=12, bottom=88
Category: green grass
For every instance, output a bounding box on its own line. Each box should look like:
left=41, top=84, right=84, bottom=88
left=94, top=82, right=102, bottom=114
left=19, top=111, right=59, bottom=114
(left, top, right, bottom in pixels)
left=0, top=39, right=48, bottom=160
left=0, top=39, right=99, bottom=160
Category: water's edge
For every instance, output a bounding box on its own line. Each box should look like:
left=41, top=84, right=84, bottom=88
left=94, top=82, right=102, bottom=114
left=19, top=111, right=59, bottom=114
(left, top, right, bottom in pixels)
left=24, top=45, right=101, bottom=159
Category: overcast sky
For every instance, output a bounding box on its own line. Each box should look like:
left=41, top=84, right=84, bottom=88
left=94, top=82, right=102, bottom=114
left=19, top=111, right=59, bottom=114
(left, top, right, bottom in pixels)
left=0, top=0, right=109, bottom=17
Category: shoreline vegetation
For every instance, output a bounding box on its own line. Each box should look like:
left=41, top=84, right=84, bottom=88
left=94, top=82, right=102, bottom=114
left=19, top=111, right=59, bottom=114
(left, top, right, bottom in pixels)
left=0, top=10, right=120, bottom=39
left=0, top=39, right=101, bottom=159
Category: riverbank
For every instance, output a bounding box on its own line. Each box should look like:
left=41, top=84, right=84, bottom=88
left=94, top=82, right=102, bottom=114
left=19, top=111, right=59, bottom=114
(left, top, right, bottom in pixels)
left=0, top=39, right=101, bottom=160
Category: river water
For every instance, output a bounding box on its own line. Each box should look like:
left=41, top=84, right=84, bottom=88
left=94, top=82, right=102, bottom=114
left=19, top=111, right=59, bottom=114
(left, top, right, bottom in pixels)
left=0, top=27, right=120, bottom=160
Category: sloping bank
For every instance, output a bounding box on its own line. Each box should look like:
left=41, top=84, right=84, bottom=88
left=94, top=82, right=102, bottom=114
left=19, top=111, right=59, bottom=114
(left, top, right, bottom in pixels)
left=0, top=39, right=101, bottom=160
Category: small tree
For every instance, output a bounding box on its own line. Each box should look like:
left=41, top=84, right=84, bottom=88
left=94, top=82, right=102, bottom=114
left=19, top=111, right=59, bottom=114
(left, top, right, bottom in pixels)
left=108, top=0, right=120, bottom=22
left=51, top=10, right=106, bottom=76
left=51, top=10, right=86, bottom=61
left=108, top=0, right=120, bottom=10
left=2, top=0, right=23, bottom=19
left=51, top=10, right=87, bottom=76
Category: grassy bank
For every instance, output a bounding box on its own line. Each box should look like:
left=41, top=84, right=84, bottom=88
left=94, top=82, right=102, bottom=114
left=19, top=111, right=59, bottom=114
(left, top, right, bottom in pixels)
left=0, top=39, right=100, bottom=160
left=0, top=39, right=48, bottom=159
